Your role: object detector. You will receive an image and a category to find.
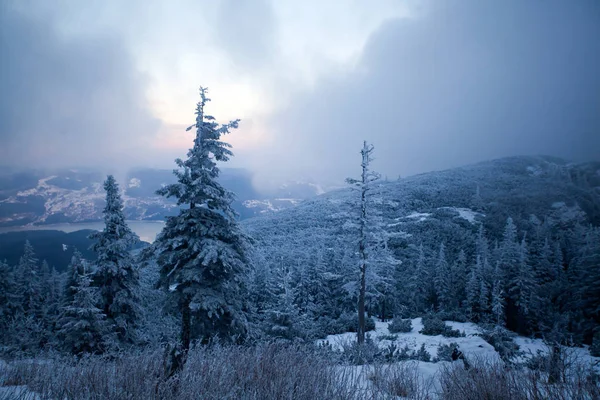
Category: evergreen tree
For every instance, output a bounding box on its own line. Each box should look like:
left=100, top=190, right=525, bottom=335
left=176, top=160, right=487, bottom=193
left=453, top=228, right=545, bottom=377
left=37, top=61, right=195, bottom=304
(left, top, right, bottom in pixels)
left=153, top=87, right=250, bottom=350
left=476, top=224, right=490, bottom=266
left=90, top=175, right=140, bottom=345
left=499, top=217, right=522, bottom=331
left=434, top=243, right=451, bottom=311
left=38, top=260, right=62, bottom=348
left=57, top=269, right=108, bottom=355
left=450, top=249, right=467, bottom=309
left=0, top=260, right=20, bottom=344
left=466, top=255, right=481, bottom=318
left=265, top=265, right=305, bottom=340
left=408, top=243, right=429, bottom=313
left=471, top=185, right=484, bottom=211
left=64, top=249, right=86, bottom=304
left=478, top=268, right=490, bottom=316
left=514, top=236, right=534, bottom=315
left=491, top=280, right=505, bottom=327
left=15, top=241, right=41, bottom=315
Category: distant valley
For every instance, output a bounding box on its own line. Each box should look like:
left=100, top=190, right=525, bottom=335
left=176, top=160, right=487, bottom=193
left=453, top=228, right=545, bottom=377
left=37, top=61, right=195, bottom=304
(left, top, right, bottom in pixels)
left=0, top=167, right=326, bottom=227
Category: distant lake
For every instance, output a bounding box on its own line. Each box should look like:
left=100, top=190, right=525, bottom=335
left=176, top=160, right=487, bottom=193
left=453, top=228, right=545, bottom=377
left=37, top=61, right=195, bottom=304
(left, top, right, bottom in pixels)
left=0, top=220, right=166, bottom=243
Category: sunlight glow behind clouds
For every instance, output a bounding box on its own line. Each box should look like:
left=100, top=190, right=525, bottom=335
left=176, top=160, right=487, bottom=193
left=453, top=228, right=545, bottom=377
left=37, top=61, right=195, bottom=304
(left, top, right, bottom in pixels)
left=1, top=0, right=598, bottom=187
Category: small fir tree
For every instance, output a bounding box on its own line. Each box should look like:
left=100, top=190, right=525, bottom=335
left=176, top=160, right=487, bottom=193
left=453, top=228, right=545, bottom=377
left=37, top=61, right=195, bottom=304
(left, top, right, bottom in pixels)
left=90, top=175, right=140, bottom=345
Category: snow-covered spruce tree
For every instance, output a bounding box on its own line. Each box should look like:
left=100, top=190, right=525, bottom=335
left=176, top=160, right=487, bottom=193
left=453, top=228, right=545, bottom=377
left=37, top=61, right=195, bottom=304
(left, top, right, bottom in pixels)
left=0, top=260, right=20, bottom=345
left=57, top=267, right=108, bottom=355
left=153, top=87, right=250, bottom=350
left=491, top=279, right=505, bottom=327
left=265, top=265, right=305, bottom=340
left=90, top=175, right=140, bottom=345
left=346, top=141, right=387, bottom=344
left=407, top=243, right=429, bottom=314
left=465, top=255, right=482, bottom=319
left=38, top=260, right=63, bottom=348
left=498, top=217, right=522, bottom=331
left=15, top=240, right=41, bottom=315
left=434, top=242, right=451, bottom=311
left=450, top=249, right=467, bottom=310
left=64, top=249, right=86, bottom=305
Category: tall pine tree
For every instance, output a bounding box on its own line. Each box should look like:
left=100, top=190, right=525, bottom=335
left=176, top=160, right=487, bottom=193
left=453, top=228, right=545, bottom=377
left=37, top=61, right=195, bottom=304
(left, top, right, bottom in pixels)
left=153, top=87, right=250, bottom=350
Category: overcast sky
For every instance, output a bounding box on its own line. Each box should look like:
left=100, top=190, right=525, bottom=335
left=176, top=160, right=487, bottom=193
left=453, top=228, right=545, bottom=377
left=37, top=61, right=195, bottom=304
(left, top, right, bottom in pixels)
left=1, top=0, right=599, bottom=189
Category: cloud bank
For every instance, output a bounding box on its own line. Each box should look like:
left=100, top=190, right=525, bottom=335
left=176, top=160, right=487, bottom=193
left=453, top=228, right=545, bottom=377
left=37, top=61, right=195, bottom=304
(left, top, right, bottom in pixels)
left=252, top=0, right=600, bottom=185
left=0, top=3, right=160, bottom=169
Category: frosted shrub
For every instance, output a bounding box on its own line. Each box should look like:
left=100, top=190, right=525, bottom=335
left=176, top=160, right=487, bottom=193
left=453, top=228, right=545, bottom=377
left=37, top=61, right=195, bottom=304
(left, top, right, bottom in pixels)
left=327, top=312, right=375, bottom=335
left=434, top=342, right=459, bottom=362
left=388, top=318, right=412, bottom=333
left=480, top=325, right=520, bottom=363
left=420, top=315, right=463, bottom=337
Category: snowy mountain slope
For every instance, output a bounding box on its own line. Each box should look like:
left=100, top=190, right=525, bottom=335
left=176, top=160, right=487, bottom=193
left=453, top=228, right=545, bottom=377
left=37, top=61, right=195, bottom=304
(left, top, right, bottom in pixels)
left=243, top=155, right=600, bottom=262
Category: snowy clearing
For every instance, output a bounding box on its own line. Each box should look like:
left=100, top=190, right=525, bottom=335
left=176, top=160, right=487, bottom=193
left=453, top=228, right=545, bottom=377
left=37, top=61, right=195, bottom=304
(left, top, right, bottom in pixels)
left=439, top=207, right=482, bottom=223
left=317, top=316, right=600, bottom=396
left=403, top=212, right=431, bottom=222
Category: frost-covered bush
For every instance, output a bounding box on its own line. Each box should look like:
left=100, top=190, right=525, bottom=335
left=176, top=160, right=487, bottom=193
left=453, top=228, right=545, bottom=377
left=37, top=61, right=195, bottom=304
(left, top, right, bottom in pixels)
left=414, top=343, right=431, bottom=362
left=397, top=345, right=412, bottom=361
left=420, top=315, right=463, bottom=337
left=435, top=342, right=459, bottom=362
left=441, top=327, right=465, bottom=338
left=420, top=316, right=447, bottom=336
left=389, top=318, right=413, bottom=333
left=436, top=310, right=468, bottom=323
left=327, top=312, right=375, bottom=335
left=340, top=334, right=380, bottom=365
left=480, top=325, right=520, bottom=363
left=379, top=334, right=398, bottom=342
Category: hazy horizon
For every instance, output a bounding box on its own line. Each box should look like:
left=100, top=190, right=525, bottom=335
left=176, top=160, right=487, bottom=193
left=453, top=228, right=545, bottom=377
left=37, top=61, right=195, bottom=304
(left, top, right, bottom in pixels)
left=2, top=0, right=599, bottom=191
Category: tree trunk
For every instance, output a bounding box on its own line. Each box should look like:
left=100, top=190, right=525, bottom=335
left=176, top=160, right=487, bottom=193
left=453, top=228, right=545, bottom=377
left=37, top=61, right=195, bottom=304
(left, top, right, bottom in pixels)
left=357, top=141, right=369, bottom=345
left=548, top=342, right=561, bottom=383
left=181, top=297, right=192, bottom=352
left=358, top=261, right=366, bottom=344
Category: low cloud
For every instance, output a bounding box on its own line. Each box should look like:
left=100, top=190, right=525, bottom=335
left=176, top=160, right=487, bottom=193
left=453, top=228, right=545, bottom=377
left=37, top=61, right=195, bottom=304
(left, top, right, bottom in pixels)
left=252, top=0, right=600, bottom=185
left=0, top=4, right=161, bottom=169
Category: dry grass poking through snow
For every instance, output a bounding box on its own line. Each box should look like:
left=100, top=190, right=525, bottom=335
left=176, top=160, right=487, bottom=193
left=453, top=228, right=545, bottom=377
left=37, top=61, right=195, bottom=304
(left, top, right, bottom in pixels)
left=2, top=342, right=599, bottom=399
left=438, top=356, right=600, bottom=400
left=0, top=344, right=436, bottom=400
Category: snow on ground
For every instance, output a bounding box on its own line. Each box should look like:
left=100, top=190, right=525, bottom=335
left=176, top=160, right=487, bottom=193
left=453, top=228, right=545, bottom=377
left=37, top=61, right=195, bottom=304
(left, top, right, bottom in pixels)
left=439, top=207, right=482, bottom=224
left=318, top=317, right=600, bottom=399
left=515, top=336, right=600, bottom=370
left=527, top=165, right=543, bottom=176
left=319, top=318, right=499, bottom=362
left=403, top=212, right=431, bottom=222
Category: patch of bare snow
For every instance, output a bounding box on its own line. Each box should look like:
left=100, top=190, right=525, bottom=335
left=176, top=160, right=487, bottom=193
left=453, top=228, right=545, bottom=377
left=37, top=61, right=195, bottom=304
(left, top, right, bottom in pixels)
left=439, top=207, right=482, bottom=224
left=527, top=165, right=543, bottom=176
left=514, top=336, right=600, bottom=370
left=318, top=317, right=498, bottom=362
left=404, top=212, right=431, bottom=222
